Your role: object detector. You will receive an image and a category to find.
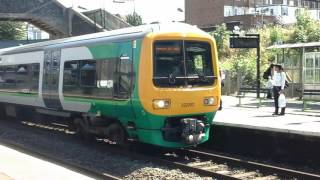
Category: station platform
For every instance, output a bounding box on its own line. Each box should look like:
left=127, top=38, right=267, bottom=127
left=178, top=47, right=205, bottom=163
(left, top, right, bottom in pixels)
left=214, top=96, right=320, bottom=137
left=0, top=144, right=93, bottom=180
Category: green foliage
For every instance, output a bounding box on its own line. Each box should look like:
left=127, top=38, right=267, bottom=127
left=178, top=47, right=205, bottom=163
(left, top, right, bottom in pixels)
left=221, top=50, right=257, bottom=85
left=212, top=24, right=230, bottom=60
left=125, top=12, right=142, bottom=26
left=292, top=10, right=320, bottom=42
left=213, top=10, right=320, bottom=88
left=269, top=26, right=284, bottom=45
left=216, top=26, right=286, bottom=86
left=0, top=21, right=26, bottom=40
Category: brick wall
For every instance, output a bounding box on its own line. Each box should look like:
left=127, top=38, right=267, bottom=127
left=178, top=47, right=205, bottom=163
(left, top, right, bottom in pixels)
left=185, top=0, right=225, bottom=27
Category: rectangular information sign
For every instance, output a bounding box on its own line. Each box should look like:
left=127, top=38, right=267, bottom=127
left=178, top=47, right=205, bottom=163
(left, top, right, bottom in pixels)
left=230, top=37, right=259, bottom=48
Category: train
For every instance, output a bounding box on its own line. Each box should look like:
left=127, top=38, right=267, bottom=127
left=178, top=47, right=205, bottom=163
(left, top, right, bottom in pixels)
left=0, top=23, right=220, bottom=148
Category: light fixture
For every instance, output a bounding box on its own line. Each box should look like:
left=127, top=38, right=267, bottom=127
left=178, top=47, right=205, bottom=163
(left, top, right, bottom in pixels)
left=153, top=99, right=171, bottom=109
left=203, top=97, right=215, bottom=106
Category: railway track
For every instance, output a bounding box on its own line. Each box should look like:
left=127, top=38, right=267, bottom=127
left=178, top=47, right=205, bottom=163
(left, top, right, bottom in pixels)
left=89, top=141, right=320, bottom=180
left=159, top=148, right=320, bottom=179
left=1, top=119, right=320, bottom=179
left=0, top=139, right=121, bottom=180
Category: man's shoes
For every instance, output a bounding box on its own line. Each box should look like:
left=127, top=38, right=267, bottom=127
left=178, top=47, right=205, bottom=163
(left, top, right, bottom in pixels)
left=272, top=108, right=279, bottom=115
left=279, top=108, right=286, bottom=116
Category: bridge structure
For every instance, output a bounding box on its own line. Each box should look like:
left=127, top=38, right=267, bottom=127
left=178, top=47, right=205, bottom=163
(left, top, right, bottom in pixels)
left=0, top=0, right=130, bottom=39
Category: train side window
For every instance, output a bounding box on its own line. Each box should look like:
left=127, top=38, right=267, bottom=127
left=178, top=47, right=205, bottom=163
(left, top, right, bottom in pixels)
left=63, top=61, right=79, bottom=86
left=96, top=59, right=116, bottom=97
left=80, top=60, right=96, bottom=87
left=16, top=65, right=30, bottom=90
left=0, top=67, right=5, bottom=88
left=31, top=63, right=40, bottom=92
left=115, top=56, right=132, bottom=99
left=4, top=65, right=17, bottom=88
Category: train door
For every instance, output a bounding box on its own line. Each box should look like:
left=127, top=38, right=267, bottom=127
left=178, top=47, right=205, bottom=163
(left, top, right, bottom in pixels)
left=113, top=42, right=136, bottom=127
left=42, top=49, right=62, bottom=110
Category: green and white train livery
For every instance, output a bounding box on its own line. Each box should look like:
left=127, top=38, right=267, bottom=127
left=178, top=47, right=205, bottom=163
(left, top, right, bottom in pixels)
left=0, top=23, right=221, bottom=148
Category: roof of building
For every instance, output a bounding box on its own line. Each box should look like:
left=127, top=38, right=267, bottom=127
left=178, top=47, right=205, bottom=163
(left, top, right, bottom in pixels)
left=267, top=41, right=320, bottom=49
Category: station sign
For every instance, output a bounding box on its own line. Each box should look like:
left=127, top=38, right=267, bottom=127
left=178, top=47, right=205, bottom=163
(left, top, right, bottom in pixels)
left=230, top=37, right=259, bottom=48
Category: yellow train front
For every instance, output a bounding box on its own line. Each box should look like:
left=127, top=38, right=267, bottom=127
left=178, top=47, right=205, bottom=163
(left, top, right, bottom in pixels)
left=131, top=23, right=221, bottom=148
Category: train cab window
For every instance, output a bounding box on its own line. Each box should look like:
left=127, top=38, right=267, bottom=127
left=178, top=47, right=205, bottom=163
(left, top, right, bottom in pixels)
left=185, top=41, right=214, bottom=86
left=153, top=40, right=214, bottom=87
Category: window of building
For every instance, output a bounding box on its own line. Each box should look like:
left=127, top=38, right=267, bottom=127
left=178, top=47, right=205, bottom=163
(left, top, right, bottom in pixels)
left=281, top=6, right=288, bottom=16
left=289, top=0, right=294, bottom=6
left=304, top=1, right=309, bottom=8
left=310, top=1, right=316, bottom=9
left=295, top=8, right=301, bottom=16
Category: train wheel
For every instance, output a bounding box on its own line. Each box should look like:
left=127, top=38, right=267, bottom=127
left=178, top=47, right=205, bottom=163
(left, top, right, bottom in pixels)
left=74, top=118, right=95, bottom=141
left=107, top=123, right=127, bottom=146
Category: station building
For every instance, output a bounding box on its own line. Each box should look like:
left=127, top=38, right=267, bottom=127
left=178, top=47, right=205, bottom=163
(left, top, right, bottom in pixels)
left=185, top=0, right=320, bottom=29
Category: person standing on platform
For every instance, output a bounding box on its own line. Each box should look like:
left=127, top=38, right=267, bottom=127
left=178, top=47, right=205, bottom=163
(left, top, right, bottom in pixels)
left=263, top=64, right=274, bottom=99
left=272, top=64, right=286, bottom=116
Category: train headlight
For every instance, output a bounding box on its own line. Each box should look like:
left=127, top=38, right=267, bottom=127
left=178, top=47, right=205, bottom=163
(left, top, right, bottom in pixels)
left=204, top=97, right=215, bottom=106
left=153, top=99, right=171, bottom=109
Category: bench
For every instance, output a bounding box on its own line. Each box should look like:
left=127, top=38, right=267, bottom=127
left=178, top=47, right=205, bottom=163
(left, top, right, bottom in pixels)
left=237, top=87, right=269, bottom=107
left=298, top=89, right=320, bottom=111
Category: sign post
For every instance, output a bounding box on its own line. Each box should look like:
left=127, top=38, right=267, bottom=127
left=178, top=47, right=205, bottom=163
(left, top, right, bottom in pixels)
left=230, top=34, right=261, bottom=98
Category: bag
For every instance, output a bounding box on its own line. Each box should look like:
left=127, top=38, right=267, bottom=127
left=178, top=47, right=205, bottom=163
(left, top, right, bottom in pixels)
left=278, top=94, right=286, bottom=108
left=285, top=80, right=289, bottom=88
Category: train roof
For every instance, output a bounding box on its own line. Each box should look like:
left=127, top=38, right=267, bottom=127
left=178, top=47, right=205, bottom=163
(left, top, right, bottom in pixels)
left=0, top=23, right=210, bottom=55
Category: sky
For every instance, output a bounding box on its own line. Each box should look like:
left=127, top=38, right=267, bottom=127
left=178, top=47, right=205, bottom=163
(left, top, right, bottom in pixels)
left=58, top=0, right=185, bottom=23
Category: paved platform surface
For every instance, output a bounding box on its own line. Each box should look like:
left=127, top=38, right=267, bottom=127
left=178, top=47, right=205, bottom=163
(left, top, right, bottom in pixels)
left=215, top=96, right=320, bottom=137
left=0, top=144, right=93, bottom=180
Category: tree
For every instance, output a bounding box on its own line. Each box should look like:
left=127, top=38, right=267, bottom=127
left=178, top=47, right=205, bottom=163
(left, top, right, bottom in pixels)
left=0, top=21, right=26, bottom=40
left=292, top=10, right=320, bottom=42
left=125, top=12, right=142, bottom=26
left=212, top=23, right=230, bottom=59
left=269, top=26, right=284, bottom=45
